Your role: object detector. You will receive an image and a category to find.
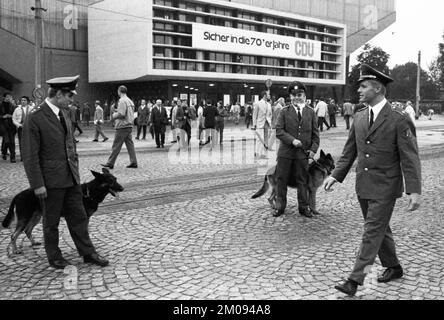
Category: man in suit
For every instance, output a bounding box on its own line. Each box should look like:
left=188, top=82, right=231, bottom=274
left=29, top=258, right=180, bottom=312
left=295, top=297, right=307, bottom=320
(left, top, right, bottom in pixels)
left=22, top=75, right=109, bottom=269
left=0, top=93, right=17, bottom=163
left=92, top=100, right=108, bottom=142
left=135, top=99, right=150, bottom=140
left=102, top=85, right=138, bottom=169
left=323, top=64, right=422, bottom=296
left=275, top=82, right=319, bottom=218
left=343, top=99, right=355, bottom=130
left=252, top=91, right=273, bottom=159
left=202, top=99, right=219, bottom=147
left=150, top=99, right=168, bottom=148
left=314, top=97, right=330, bottom=132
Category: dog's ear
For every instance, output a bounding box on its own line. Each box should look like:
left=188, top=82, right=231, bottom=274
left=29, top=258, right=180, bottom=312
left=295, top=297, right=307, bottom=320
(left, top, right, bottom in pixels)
left=320, top=150, right=326, bottom=158
left=102, top=167, right=110, bottom=175
left=91, top=170, right=102, bottom=179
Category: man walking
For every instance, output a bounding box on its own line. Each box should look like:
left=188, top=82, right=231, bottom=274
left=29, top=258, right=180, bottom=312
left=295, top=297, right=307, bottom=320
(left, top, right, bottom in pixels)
left=252, top=91, right=273, bottom=158
left=327, top=99, right=338, bottom=128
left=314, top=97, right=330, bottom=132
left=274, top=82, right=319, bottom=218
left=323, top=64, right=421, bottom=296
left=92, top=100, right=108, bottom=142
left=150, top=99, right=168, bottom=148
left=102, top=85, right=138, bottom=169
left=343, top=99, right=354, bottom=130
left=136, top=99, right=150, bottom=140
left=22, top=75, right=108, bottom=269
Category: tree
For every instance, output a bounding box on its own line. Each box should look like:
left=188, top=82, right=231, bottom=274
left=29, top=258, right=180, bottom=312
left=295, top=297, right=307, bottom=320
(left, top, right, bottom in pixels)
left=389, top=62, right=439, bottom=101
left=428, top=58, right=442, bottom=89
left=347, top=44, right=391, bottom=103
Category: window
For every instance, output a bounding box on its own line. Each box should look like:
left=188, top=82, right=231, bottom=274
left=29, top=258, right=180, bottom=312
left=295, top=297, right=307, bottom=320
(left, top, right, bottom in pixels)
left=179, top=61, right=196, bottom=71
left=209, top=7, right=232, bottom=17
left=154, top=47, right=173, bottom=57
left=175, top=37, right=191, bottom=46
left=154, top=35, right=173, bottom=45
left=238, top=23, right=257, bottom=31
left=238, top=12, right=256, bottom=21
left=264, top=58, right=279, bottom=66
left=263, top=17, right=278, bottom=24
left=266, top=27, right=278, bottom=34
left=154, top=0, right=172, bottom=6
left=178, top=13, right=195, bottom=22
left=153, top=22, right=174, bottom=31
left=322, top=45, right=337, bottom=53
left=153, top=9, right=173, bottom=20
left=178, top=50, right=196, bottom=59
left=154, top=60, right=173, bottom=70
left=177, top=24, right=191, bottom=33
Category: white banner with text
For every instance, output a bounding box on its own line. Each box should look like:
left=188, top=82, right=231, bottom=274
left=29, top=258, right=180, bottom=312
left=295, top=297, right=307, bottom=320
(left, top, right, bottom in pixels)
left=192, top=23, right=322, bottom=61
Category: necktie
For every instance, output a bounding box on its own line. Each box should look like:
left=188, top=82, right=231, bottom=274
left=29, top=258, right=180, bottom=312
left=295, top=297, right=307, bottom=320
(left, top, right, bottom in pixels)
left=21, top=107, right=25, bottom=124
left=58, top=110, right=68, bottom=134
left=296, top=106, right=302, bottom=121
left=369, top=109, right=374, bottom=128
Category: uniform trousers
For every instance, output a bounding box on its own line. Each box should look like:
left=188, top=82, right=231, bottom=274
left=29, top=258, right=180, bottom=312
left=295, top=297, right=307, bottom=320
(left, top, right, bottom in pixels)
left=43, top=185, right=96, bottom=261
left=107, top=127, right=137, bottom=165
left=275, top=154, right=309, bottom=212
left=349, top=197, right=400, bottom=285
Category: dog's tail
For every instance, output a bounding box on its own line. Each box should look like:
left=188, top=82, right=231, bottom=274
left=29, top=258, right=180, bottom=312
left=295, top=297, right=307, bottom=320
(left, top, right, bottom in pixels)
left=251, top=176, right=269, bottom=199
left=2, top=195, right=16, bottom=228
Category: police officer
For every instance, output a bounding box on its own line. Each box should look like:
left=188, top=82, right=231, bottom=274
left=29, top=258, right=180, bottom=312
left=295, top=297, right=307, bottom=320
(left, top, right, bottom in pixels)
left=22, top=75, right=109, bottom=269
left=274, top=81, right=319, bottom=218
left=323, top=64, right=422, bottom=296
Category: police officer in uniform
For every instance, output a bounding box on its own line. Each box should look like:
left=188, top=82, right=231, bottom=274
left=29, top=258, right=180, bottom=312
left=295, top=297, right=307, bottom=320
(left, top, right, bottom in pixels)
left=274, top=82, right=320, bottom=218
left=22, top=75, right=109, bottom=269
left=323, top=64, right=421, bottom=296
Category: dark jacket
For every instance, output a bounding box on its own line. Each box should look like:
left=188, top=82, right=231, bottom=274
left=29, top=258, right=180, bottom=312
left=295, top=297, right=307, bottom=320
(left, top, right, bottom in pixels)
left=203, top=105, right=219, bottom=128
left=150, top=105, right=168, bottom=127
left=327, top=103, right=337, bottom=116
left=22, top=102, right=80, bottom=189
left=332, top=102, right=421, bottom=199
left=137, top=105, right=150, bottom=126
left=276, top=104, right=319, bottom=159
left=0, top=101, right=16, bottom=135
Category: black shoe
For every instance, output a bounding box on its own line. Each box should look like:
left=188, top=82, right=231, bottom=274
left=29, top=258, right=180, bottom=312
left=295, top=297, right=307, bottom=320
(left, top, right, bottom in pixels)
left=299, top=207, right=314, bottom=218
left=273, top=209, right=284, bottom=217
left=377, top=266, right=403, bottom=283
left=101, top=163, right=114, bottom=169
left=161, top=144, right=164, bottom=148
left=135, top=137, right=139, bottom=140
left=2, top=154, right=6, bottom=160
left=126, top=163, right=138, bottom=168
left=335, top=279, right=358, bottom=296
left=49, top=257, right=71, bottom=269
left=92, top=139, right=98, bottom=142
left=10, top=157, right=16, bottom=163
left=156, top=145, right=160, bottom=148
left=83, top=253, right=109, bottom=267
left=311, top=209, right=321, bottom=215
left=103, top=137, right=109, bottom=142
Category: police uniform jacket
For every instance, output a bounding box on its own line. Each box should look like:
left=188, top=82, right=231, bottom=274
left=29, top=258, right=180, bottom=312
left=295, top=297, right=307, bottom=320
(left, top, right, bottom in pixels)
left=22, top=102, right=80, bottom=189
left=332, top=102, right=421, bottom=199
left=276, top=104, right=319, bottom=159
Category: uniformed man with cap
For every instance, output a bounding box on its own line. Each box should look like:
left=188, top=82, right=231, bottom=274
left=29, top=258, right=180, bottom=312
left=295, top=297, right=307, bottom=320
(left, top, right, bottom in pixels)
left=323, top=64, right=422, bottom=296
left=22, top=75, right=109, bottom=269
left=274, top=81, right=319, bottom=218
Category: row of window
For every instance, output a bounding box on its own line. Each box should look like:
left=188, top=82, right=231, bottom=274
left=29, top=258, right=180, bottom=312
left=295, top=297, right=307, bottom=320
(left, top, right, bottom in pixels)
left=153, top=59, right=337, bottom=79
left=153, top=14, right=339, bottom=44
left=153, top=0, right=338, bottom=35
left=153, top=47, right=339, bottom=66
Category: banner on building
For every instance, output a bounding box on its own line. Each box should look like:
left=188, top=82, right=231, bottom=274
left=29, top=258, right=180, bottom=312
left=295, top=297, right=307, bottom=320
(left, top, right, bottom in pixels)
left=192, top=23, right=322, bottom=61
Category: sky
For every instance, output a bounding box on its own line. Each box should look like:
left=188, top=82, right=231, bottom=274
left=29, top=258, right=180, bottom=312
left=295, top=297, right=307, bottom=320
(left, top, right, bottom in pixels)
left=350, top=0, right=444, bottom=70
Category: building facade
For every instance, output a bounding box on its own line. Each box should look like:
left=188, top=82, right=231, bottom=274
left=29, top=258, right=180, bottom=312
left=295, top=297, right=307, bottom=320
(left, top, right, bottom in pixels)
left=0, top=0, right=395, bottom=106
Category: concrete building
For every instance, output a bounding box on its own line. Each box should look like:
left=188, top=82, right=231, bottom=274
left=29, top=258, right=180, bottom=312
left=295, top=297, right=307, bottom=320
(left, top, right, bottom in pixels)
left=0, top=0, right=395, bottom=107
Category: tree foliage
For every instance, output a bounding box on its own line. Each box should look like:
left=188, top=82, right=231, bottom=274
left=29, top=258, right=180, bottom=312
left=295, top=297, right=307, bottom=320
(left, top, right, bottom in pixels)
left=389, top=62, right=439, bottom=100
left=347, top=44, right=391, bottom=103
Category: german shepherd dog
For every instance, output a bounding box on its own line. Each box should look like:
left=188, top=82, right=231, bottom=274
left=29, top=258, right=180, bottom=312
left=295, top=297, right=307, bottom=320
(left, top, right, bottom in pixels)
left=252, top=150, right=335, bottom=215
left=1, top=168, right=124, bottom=254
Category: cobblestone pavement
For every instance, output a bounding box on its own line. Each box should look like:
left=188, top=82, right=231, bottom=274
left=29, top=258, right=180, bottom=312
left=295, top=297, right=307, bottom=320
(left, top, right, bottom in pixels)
left=0, top=118, right=443, bottom=300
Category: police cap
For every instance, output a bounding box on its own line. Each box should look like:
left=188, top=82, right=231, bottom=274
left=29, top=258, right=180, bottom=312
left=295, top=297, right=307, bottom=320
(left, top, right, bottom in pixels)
left=358, top=64, right=393, bottom=86
left=46, top=75, right=80, bottom=94
left=288, top=81, right=307, bottom=96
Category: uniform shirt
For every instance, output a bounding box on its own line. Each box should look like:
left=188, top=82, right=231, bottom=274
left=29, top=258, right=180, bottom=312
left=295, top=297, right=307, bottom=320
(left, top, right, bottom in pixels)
left=46, top=98, right=61, bottom=120
left=367, top=98, right=387, bottom=123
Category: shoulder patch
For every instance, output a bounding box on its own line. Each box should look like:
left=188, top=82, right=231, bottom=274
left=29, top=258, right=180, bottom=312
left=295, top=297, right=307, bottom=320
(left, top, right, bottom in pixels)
left=391, top=105, right=407, bottom=116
